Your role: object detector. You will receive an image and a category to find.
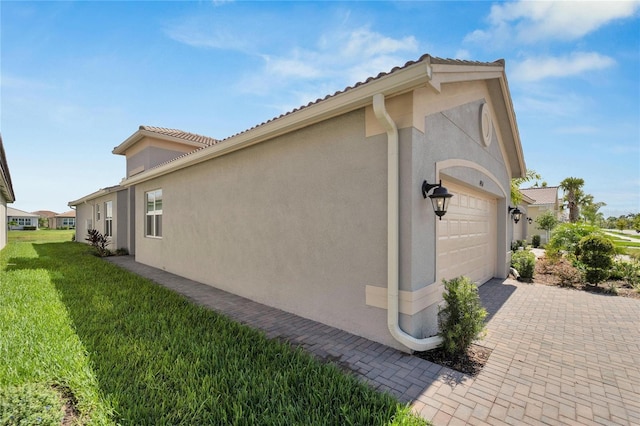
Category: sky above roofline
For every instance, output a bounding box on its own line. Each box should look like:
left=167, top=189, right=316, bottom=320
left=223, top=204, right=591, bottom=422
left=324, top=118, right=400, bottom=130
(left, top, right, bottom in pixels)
left=1, top=1, right=639, bottom=217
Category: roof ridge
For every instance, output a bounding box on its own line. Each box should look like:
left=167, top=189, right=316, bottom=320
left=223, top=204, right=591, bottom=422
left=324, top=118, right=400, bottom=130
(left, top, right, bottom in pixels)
left=139, top=125, right=219, bottom=146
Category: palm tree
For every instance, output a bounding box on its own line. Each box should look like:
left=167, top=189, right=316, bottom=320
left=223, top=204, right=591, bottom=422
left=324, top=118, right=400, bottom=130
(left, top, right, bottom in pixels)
left=559, top=177, right=585, bottom=223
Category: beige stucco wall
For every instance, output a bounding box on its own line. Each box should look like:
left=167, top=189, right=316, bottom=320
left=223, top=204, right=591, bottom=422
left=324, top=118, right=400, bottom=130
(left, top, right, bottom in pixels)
left=73, top=192, right=122, bottom=250
left=134, top=109, right=411, bottom=349
left=0, top=195, right=6, bottom=251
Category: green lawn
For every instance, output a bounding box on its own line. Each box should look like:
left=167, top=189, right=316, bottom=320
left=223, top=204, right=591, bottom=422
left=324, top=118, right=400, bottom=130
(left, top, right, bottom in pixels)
left=1, top=233, right=426, bottom=425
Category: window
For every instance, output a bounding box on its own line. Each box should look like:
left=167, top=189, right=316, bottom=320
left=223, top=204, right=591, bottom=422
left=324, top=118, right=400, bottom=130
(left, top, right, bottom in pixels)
left=105, top=201, right=113, bottom=237
left=63, top=218, right=75, bottom=227
left=145, top=189, right=162, bottom=237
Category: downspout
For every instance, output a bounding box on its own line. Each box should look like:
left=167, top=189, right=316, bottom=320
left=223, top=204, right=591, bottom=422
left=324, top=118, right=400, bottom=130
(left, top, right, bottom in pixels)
left=372, top=93, right=442, bottom=352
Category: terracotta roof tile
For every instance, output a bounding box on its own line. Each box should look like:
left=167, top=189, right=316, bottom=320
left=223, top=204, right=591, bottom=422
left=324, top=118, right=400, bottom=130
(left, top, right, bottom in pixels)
left=520, top=186, right=559, bottom=205
left=139, top=125, right=219, bottom=147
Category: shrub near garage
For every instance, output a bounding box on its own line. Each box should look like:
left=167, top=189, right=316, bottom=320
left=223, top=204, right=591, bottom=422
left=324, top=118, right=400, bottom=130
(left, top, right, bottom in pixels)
left=511, top=250, right=535, bottom=281
left=438, top=276, right=487, bottom=359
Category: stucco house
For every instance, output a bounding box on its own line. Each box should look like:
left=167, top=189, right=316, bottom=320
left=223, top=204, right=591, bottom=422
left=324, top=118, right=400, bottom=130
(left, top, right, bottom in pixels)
left=51, top=210, right=76, bottom=229
left=1, top=135, right=16, bottom=250
left=71, top=54, right=526, bottom=352
left=7, top=207, right=39, bottom=230
left=519, top=186, right=560, bottom=244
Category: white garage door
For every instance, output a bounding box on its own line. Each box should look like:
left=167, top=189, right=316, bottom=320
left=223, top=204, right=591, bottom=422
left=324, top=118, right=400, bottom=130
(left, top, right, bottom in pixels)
left=437, top=180, right=497, bottom=285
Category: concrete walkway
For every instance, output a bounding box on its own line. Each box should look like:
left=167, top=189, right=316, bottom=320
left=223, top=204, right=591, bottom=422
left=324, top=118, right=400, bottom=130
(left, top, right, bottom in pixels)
left=106, top=256, right=640, bottom=425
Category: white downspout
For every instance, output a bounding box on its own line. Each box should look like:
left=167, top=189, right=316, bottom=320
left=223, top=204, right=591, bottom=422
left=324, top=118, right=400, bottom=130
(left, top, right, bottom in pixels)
left=372, top=93, right=442, bottom=352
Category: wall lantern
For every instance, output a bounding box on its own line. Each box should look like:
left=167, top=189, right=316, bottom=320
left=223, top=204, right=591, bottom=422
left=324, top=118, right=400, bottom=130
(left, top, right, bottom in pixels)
left=527, top=217, right=533, bottom=225
left=508, top=206, right=523, bottom=224
left=422, top=180, right=453, bottom=220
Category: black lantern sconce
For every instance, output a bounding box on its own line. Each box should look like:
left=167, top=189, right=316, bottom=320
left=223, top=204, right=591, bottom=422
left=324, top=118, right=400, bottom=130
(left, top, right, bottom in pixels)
left=508, top=206, right=523, bottom=224
left=422, top=180, right=453, bottom=220
left=527, top=217, right=533, bottom=225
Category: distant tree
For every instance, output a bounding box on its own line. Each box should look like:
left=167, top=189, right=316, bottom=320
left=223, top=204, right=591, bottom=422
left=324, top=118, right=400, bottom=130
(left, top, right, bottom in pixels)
left=559, top=177, right=585, bottom=223
left=616, top=218, right=628, bottom=231
left=633, top=215, right=640, bottom=233
left=38, top=217, right=48, bottom=229
left=580, top=194, right=606, bottom=225
left=536, top=210, right=558, bottom=243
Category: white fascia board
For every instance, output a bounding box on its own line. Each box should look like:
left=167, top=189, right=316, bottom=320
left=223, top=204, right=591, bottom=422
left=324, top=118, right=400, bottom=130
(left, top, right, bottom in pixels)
left=121, top=62, right=434, bottom=187
left=68, top=186, right=123, bottom=206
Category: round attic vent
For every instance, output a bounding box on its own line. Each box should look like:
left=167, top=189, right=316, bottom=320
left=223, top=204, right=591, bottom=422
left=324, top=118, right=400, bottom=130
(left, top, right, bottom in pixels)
left=480, top=103, right=492, bottom=147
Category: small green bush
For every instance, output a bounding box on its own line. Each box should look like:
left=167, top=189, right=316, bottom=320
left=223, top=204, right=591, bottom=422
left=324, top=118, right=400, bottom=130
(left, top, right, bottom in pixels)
left=611, top=260, right=640, bottom=287
left=438, top=276, right=487, bottom=358
left=511, top=250, right=536, bottom=280
left=578, top=234, right=615, bottom=286
left=531, top=235, right=541, bottom=248
left=510, top=240, right=526, bottom=252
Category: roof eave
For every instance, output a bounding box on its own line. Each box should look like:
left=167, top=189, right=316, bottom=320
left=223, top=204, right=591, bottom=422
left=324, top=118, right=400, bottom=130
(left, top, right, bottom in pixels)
left=112, top=129, right=208, bottom=155
left=68, top=186, right=124, bottom=206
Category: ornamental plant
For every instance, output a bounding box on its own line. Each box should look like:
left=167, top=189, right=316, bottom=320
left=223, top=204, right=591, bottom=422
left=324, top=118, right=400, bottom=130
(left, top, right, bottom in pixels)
left=511, top=250, right=536, bottom=280
left=85, top=229, right=110, bottom=257
left=438, top=276, right=487, bottom=359
left=577, top=234, right=615, bottom=286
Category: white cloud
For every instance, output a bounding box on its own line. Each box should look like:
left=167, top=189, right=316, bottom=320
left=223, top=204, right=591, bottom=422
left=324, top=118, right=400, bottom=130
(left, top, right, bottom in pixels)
left=239, top=26, right=419, bottom=104
left=467, top=0, right=640, bottom=45
left=165, top=17, right=250, bottom=51
left=511, top=52, right=616, bottom=81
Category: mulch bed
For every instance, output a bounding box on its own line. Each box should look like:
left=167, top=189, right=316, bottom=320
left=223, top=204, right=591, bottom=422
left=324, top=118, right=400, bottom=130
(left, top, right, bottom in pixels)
left=415, top=343, right=492, bottom=376
left=533, top=257, right=640, bottom=300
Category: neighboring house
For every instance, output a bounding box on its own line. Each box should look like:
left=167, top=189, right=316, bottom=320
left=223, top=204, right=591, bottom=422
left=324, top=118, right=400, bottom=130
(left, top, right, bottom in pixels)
left=7, top=207, right=39, bottom=230
left=52, top=210, right=76, bottom=229
left=519, top=186, right=560, bottom=244
left=511, top=192, right=535, bottom=244
left=71, top=54, right=526, bottom=352
left=1, top=135, right=16, bottom=250
left=33, top=210, right=57, bottom=228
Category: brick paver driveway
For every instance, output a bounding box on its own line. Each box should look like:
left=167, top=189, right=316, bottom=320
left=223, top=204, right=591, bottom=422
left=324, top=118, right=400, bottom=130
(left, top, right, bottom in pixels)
left=418, top=279, right=640, bottom=425
left=108, top=257, right=640, bottom=425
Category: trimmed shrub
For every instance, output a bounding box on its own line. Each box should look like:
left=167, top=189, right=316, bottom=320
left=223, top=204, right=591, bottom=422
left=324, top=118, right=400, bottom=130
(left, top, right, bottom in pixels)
left=577, top=234, right=615, bottom=286
left=532, top=234, right=541, bottom=248
left=438, top=276, right=487, bottom=358
left=511, top=250, right=535, bottom=280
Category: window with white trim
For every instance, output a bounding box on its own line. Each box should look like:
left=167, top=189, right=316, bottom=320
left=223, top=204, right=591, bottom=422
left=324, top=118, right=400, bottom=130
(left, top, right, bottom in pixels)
left=105, top=201, right=113, bottom=237
left=145, top=189, right=162, bottom=238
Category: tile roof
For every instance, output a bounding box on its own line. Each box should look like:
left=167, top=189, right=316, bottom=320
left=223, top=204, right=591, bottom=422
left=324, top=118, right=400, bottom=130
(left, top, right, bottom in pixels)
left=55, top=210, right=76, bottom=218
left=520, top=186, right=559, bottom=205
left=7, top=207, right=40, bottom=217
left=32, top=210, right=58, bottom=218
left=143, top=54, right=504, bottom=173
left=139, top=125, right=219, bottom=147
left=223, top=54, right=504, bottom=141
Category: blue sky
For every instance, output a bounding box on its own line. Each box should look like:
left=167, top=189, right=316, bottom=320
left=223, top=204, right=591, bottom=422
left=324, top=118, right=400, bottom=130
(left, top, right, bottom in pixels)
left=1, top=1, right=639, bottom=218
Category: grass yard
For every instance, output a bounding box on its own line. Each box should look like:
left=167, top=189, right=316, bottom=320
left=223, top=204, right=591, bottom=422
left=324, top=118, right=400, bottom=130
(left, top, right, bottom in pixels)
left=1, top=232, right=426, bottom=425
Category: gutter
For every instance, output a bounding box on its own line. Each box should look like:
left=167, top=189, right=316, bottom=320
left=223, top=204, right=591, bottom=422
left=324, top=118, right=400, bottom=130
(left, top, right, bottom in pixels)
left=372, top=93, right=442, bottom=352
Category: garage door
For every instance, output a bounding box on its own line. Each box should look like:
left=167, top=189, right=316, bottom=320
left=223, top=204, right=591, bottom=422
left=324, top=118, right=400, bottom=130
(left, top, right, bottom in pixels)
left=437, top=180, right=497, bottom=285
